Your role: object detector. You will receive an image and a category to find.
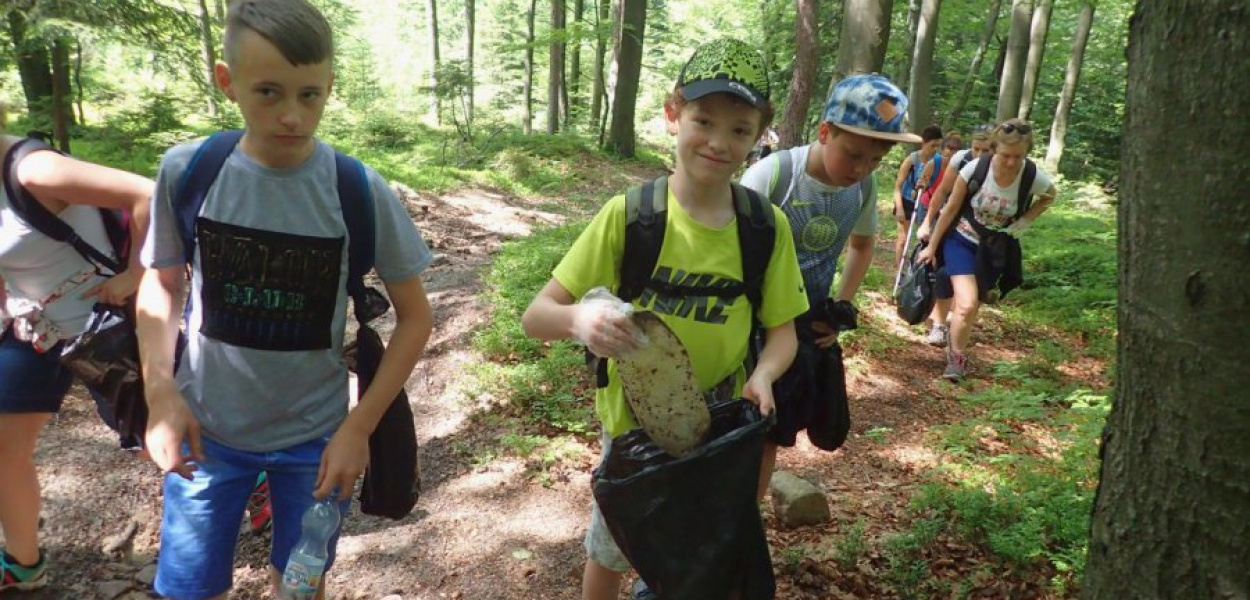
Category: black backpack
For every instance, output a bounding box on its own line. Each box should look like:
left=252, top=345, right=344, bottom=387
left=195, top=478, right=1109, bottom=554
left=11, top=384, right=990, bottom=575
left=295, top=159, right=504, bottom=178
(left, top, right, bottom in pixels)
left=591, top=175, right=775, bottom=387
left=960, top=154, right=1037, bottom=238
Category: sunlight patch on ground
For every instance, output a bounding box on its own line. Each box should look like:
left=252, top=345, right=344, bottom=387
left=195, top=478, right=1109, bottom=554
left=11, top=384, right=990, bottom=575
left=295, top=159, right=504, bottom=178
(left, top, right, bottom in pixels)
left=440, top=190, right=566, bottom=238
left=880, top=443, right=941, bottom=471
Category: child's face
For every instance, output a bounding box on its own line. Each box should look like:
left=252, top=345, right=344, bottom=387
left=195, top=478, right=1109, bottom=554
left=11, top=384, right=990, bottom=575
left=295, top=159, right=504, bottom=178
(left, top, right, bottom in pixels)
left=970, top=139, right=993, bottom=158
left=216, top=29, right=334, bottom=168
left=665, top=94, right=761, bottom=188
left=920, top=139, right=942, bottom=157
left=815, top=123, right=891, bottom=187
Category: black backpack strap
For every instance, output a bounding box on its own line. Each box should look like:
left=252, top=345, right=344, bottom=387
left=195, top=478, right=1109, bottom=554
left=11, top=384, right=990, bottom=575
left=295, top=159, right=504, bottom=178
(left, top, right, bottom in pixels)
left=173, top=130, right=245, bottom=265
left=732, top=183, right=775, bottom=316
left=1014, top=159, right=1038, bottom=221
left=334, top=151, right=385, bottom=324
left=960, top=155, right=996, bottom=240
left=619, top=175, right=667, bottom=304
left=2, top=135, right=124, bottom=274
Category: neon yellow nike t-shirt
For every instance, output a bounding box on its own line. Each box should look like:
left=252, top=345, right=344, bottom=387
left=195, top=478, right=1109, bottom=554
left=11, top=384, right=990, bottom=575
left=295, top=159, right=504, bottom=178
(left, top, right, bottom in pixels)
left=553, top=188, right=809, bottom=438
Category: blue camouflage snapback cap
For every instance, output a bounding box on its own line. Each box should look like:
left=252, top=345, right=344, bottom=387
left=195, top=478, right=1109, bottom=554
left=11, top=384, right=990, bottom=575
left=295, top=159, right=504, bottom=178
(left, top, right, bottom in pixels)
left=823, top=74, right=923, bottom=143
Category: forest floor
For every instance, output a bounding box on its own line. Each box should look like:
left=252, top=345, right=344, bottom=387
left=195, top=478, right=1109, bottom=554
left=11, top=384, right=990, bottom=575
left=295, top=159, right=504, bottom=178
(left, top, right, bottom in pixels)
left=20, top=171, right=1108, bottom=600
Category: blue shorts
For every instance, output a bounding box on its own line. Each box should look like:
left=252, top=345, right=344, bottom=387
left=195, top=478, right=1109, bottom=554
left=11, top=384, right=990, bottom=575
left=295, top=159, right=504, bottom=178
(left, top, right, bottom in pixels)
left=941, top=233, right=979, bottom=277
left=0, top=332, right=72, bottom=414
left=155, top=436, right=350, bottom=600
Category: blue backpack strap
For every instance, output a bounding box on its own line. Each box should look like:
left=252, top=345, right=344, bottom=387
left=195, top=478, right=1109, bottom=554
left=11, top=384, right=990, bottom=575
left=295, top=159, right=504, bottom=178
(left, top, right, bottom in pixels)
left=334, top=150, right=376, bottom=305
left=173, top=130, right=245, bottom=265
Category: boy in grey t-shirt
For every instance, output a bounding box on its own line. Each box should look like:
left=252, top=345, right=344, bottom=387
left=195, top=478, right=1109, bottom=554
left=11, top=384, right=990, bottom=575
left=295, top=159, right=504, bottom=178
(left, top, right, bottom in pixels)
left=134, top=2, right=434, bottom=599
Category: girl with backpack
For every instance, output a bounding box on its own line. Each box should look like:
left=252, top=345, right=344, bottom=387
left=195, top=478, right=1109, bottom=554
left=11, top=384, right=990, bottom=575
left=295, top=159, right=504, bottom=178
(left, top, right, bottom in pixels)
left=916, top=119, right=1059, bottom=380
left=0, top=108, right=153, bottom=591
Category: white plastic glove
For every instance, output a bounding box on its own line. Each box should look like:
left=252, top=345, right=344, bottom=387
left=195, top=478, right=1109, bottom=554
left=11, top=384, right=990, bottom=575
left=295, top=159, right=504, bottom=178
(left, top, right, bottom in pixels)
left=571, top=287, right=648, bottom=359
left=1005, top=217, right=1033, bottom=238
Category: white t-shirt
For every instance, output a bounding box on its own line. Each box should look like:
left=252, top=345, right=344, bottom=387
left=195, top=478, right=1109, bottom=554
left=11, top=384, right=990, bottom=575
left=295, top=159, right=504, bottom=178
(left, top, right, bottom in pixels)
left=955, top=158, right=1053, bottom=243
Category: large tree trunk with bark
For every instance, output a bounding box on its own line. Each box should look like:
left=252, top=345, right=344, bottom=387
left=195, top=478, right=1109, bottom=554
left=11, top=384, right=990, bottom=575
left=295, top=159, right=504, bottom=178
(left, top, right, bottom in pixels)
left=897, top=0, right=920, bottom=93
left=777, top=0, right=819, bottom=149
left=49, top=38, right=72, bottom=152
left=946, top=0, right=1002, bottom=127
left=548, top=0, right=567, bottom=133
left=589, top=0, right=610, bottom=131
left=995, top=0, right=1031, bottom=123
left=427, top=0, right=442, bottom=125
left=1043, top=1, right=1092, bottom=172
left=605, top=0, right=645, bottom=157
left=570, top=0, right=584, bottom=112
left=1017, top=0, right=1053, bottom=120
left=197, top=0, right=219, bottom=117
left=1083, top=1, right=1250, bottom=598
left=524, top=0, right=538, bottom=134
left=7, top=9, right=54, bottom=126
left=466, top=0, right=476, bottom=127
left=906, top=0, right=942, bottom=132
left=834, top=0, right=894, bottom=87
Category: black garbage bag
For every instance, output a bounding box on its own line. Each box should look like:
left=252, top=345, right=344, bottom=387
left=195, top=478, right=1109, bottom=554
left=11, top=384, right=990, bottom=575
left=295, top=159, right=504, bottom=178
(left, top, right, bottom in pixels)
left=354, top=317, right=421, bottom=520
left=592, top=401, right=775, bottom=600
left=59, top=303, right=147, bottom=446
left=895, top=243, right=936, bottom=325
left=772, top=326, right=850, bottom=452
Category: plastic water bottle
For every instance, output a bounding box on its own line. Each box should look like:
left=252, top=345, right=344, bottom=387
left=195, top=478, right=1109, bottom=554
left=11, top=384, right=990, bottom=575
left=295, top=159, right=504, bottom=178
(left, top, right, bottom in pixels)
left=280, top=498, right=341, bottom=600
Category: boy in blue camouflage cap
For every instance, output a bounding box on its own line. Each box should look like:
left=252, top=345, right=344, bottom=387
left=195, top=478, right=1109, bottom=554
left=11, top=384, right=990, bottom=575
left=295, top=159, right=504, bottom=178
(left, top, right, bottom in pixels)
left=741, top=74, right=921, bottom=497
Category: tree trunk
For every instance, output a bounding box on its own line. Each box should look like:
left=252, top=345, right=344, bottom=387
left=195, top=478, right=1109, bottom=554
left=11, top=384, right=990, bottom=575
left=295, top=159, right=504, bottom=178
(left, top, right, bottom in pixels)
left=946, top=0, right=1002, bottom=127
left=1043, top=2, right=1092, bottom=172
left=570, top=0, right=584, bottom=110
left=1017, top=0, right=1053, bottom=120
left=995, top=0, right=1031, bottom=123
left=427, top=0, right=442, bottom=125
left=466, top=0, right=476, bottom=126
left=7, top=9, right=54, bottom=126
left=898, top=0, right=920, bottom=93
left=834, top=0, right=895, bottom=87
left=606, top=0, right=645, bottom=157
left=197, top=0, right=219, bottom=117
left=1083, top=2, right=1250, bottom=598
left=214, top=0, right=225, bottom=24
left=524, top=0, right=538, bottom=134
left=73, top=42, right=85, bottom=126
left=906, top=0, right=942, bottom=132
left=777, top=0, right=819, bottom=149
left=49, top=38, right=72, bottom=152
left=590, top=0, right=610, bottom=131
left=548, top=0, right=567, bottom=133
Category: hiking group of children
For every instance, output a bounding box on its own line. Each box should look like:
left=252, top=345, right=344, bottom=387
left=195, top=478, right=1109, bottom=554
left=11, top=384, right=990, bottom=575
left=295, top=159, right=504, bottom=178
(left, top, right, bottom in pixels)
left=0, top=0, right=1059, bottom=598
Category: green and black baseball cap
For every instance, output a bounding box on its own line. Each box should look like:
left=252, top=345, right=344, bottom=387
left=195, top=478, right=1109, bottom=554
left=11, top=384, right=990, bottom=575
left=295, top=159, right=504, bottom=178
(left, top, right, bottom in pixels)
left=678, top=38, right=770, bottom=109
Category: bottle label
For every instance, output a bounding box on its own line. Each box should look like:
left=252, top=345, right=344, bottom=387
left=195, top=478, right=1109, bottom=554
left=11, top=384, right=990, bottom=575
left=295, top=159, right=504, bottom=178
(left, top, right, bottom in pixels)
left=282, top=553, right=327, bottom=600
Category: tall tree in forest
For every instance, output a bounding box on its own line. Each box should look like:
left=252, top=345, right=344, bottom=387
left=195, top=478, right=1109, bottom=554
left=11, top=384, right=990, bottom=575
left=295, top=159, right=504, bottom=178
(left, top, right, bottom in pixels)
left=548, top=0, right=567, bottom=133
left=523, top=0, right=537, bottom=134
left=1017, top=0, right=1053, bottom=120
left=1083, top=1, right=1250, bottom=597
left=49, top=37, right=72, bottom=151
left=898, top=0, right=920, bottom=93
left=834, top=0, right=895, bottom=84
left=214, top=0, right=225, bottom=24
left=466, top=0, right=476, bottom=126
left=906, top=0, right=942, bottom=131
left=6, top=8, right=54, bottom=125
left=589, top=0, right=610, bottom=131
left=427, top=0, right=442, bottom=124
left=995, top=0, right=1031, bottom=122
left=777, top=0, right=819, bottom=149
left=605, top=0, right=646, bottom=157
left=569, top=0, right=584, bottom=110
left=1043, top=1, right=1093, bottom=172
left=197, top=0, right=219, bottom=118
left=946, top=0, right=1002, bottom=126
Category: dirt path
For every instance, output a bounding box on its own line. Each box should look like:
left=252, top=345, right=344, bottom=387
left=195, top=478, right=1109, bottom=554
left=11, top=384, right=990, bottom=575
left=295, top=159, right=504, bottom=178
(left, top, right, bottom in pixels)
left=18, top=184, right=1098, bottom=600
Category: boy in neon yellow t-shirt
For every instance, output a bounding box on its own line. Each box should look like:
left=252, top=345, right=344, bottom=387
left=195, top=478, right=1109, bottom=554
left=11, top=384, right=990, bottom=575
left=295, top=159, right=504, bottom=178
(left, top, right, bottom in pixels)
left=522, top=39, right=808, bottom=600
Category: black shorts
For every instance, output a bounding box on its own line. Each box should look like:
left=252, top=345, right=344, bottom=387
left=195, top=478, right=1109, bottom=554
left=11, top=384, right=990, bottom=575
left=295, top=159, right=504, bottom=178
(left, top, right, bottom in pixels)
left=893, top=199, right=917, bottom=221
left=768, top=322, right=850, bottom=450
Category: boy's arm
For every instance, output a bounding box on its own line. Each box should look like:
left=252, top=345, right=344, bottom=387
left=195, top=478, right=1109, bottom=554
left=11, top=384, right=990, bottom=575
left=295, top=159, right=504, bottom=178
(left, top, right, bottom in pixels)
left=316, top=275, right=434, bottom=501
left=136, top=265, right=201, bottom=479
left=741, top=320, right=797, bottom=417
left=834, top=234, right=875, bottom=303
left=522, top=279, right=641, bottom=358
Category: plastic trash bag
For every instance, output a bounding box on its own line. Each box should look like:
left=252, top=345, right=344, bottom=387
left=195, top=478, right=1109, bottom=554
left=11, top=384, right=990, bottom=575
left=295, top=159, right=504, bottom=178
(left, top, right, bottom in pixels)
left=895, top=243, right=936, bottom=325
left=59, top=303, right=148, bottom=445
left=592, top=400, right=775, bottom=600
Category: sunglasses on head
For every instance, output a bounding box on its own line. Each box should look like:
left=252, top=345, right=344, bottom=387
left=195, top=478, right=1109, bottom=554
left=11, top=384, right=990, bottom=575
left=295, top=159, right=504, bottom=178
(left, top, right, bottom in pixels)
left=974, top=123, right=995, bottom=133
left=1000, top=122, right=1032, bottom=135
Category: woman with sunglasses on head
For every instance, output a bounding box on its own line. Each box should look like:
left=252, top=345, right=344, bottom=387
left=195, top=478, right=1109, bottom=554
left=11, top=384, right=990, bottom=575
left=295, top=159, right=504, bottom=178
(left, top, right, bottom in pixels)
left=916, top=119, right=1058, bottom=380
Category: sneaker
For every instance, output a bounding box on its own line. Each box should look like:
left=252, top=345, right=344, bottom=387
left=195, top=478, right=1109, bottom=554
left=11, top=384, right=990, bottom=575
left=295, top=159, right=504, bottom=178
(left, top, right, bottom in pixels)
left=633, top=578, right=657, bottom=600
left=925, top=323, right=949, bottom=347
left=943, top=349, right=969, bottom=381
left=1, top=549, right=47, bottom=592
left=246, top=472, right=272, bottom=534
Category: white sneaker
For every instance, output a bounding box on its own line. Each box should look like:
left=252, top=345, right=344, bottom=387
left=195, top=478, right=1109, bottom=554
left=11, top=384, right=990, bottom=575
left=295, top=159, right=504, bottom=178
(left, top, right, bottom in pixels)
left=925, top=324, right=949, bottom=347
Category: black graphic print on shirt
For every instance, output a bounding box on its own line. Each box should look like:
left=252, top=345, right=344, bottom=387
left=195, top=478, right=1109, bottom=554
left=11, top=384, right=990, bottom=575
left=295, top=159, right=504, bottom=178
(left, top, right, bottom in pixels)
left=196, top=218, right=343, bottom=351
left=637, top=266, right=740, bottom=324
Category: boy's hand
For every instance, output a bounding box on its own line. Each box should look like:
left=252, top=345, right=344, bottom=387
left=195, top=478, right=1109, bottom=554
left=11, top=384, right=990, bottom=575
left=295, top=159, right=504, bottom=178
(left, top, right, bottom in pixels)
left=917, top=220, right=931, bottom=242
left=145, top=389, right=202, bottom=480
left=315, top=424, right=370, bottom=502
left=571, top=288, right=645, bottom=359
left=83, top=268, right=142, bottom=306
left=811, top=321, right=841, bottom=349
left=916, top=244, right=938, bottom=267
left=741, top=370, right=776, bottom=416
